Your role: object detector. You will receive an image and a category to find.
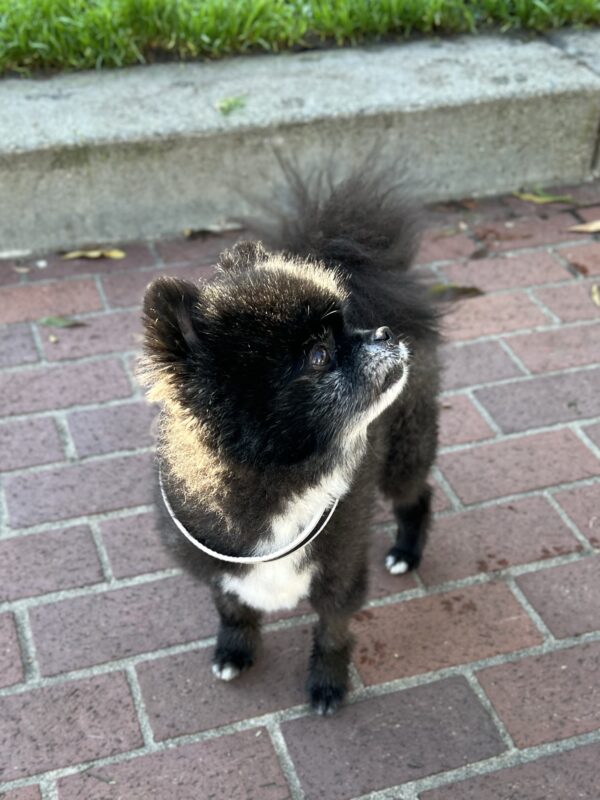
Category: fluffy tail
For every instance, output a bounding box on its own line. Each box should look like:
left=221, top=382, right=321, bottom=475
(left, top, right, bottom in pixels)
left=242, top=153, right=420, bottom=273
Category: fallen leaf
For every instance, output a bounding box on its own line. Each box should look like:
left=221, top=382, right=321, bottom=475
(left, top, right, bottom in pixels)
left=513, top=190, right=574, bottom=205
left=428, top=283, right=484, bottom=301
left=184, top=221, right=243, bottom=238
left=568, top=260, right=589, bottom=277
left=38, top=316, right=87, bottom=328
left=568, top=220, right=600, bottom=234
left=459, top=199, right=477, bottom=210
left=216, top=95, right=246, bottom=116
left=48, top=334, right=58, bottom=344
left=12, top=265, right=30, bottom=274
left=62, top=248, right=126, bottom=260
left=591, top=284, right=600, bottom=308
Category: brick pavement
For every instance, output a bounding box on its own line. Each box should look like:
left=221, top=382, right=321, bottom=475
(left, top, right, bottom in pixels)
left=0, top=183, right=599, bottom=799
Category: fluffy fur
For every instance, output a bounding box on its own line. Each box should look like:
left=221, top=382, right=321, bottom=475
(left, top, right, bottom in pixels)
left=140, top=160, right=440, bottom=715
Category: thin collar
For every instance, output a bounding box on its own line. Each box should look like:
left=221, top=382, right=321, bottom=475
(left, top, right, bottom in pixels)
left=158, top=467, right=339, bottom=564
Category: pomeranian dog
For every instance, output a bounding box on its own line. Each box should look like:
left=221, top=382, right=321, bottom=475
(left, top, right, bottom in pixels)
left=139, top=160, right=440, bottom=715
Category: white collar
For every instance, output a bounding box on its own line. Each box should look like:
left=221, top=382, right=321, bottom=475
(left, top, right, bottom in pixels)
left=158, top=467, right=338, bottom=564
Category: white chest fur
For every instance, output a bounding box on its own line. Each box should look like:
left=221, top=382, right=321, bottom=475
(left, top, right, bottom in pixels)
left=220, top=469, right=349, bottom=612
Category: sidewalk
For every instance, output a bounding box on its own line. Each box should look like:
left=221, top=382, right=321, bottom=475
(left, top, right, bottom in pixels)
left=0, top=182, right=599, bottom=799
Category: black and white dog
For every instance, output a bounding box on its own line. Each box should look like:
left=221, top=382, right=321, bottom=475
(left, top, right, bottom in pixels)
left=139, top=161, right=440, bottom=714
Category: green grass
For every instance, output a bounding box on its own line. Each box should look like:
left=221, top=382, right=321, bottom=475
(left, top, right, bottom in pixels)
left=0, top=0, right=599, bottom=75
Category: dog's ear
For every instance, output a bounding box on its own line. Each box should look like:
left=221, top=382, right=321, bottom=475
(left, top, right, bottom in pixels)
left=217, top=240, right=267, bottom=272
left=141, top=277, right=203, bottom=365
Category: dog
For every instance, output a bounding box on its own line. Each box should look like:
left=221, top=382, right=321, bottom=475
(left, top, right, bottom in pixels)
left=139, top=160, right=440, bottom=715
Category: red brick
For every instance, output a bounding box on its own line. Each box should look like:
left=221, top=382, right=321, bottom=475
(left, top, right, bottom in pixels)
left=155, top=231, right=238, bottom=266
left=477, top=641, right=600, bottom=747
left=38, top=309, right=141, bottom=361
left=503, top=194, right=574, bottom=216
left=474, top=368, right=600, bottom=433
left=416, top=230, right=476, bottom=264
left=554, top=483, right=600, bottom=547
left=57, top=729, right=289, bottom=800
left=0, top=323, right=39, bottom=368
left=561, top=241, right=600, bottom=276
left=5, top=453, right=155, bottom=528
left=101, top=263, right=214, bottom=308
left=0, top=417, right=64, bottom=470
left=0, top=526, right=102, bottom=602
left=99, top=511, right=179, bottom=578
left=551, top=182, right=600, bottom=207
left=0, top=673, right=142, bottom=780
left=443, top=292, right=549, bottom=342
left=517, top=556, right=600, bottom=638
left=138, top=626, right=312, bottom=739
left=30, top=574, right=217, bottom=675
left=0, top=279, right=101, bottom=325
left=0, top=786, right=42, bottom=800
left=419, top=496, right=580, bottom=586
left=474, top=213, right=578, bottom=252
left=420, top=742, right=600, bottom=800
left=577, top=206, right=600, bottom=222
left=438, top=252, right=568, bottom=291
left=24, top=243, right=155, bottom=282
left=439, top=396, right=494, bottom=446
left=68, top=401, right=157, bottom=457
left=437, top=430, right=600, bottom=505
left=507, top=323, right=600, bottom=373
left=0, top=359, right=132, bottom=416
left=441, top=341, right=522, bottom=390
left=282, top=677, right=505, bottom=800
left=352, top=583, right=541, bottom=685
left=535, top=281, right=600, bottom=323
left=0, top=613, right=23, bottom=689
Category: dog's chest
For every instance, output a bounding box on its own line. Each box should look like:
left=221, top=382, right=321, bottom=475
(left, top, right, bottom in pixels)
left=220, top=470, right=348, bottom=613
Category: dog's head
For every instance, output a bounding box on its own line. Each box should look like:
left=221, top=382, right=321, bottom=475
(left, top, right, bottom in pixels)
left=140, top=241, right=409, bottom=468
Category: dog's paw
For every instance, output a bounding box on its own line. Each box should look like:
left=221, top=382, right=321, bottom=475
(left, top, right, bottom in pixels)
left=211, top=661, right=241, bottom=682
left=385, top=546, right=420, bottom=575
left=309, top=682, right=346, bottom=716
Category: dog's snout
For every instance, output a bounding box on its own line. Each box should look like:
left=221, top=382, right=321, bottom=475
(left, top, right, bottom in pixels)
left=372, top=326, right=395, bottom=345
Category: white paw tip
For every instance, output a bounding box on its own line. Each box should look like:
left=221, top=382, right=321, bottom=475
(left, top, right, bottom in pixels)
left=386, top=556, right=409, bottom=575
left=212, top=662, right=240, bottom=682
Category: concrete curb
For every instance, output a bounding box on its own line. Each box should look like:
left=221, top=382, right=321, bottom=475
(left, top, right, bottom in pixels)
left=1, top=33, right=600, bottom=256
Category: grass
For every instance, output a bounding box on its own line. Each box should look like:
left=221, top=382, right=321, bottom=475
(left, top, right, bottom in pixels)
left=0, top=0, right=599, bottom=75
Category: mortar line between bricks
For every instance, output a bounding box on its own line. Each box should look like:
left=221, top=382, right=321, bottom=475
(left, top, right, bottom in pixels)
left=464, top=390, right=503, bottom=435
left=12, top=607, right=41, bottom=682
left=355, top=729, right=600, bottom=800
left=119, top=351, right=143, bottom=398
left=2, top=633, right=600, bottom=793
left=1, top=444, right=155, bottom=478
left=506, top=578, right=555, bottom=641
left=447, top=317, right=600, bottom=347
left=463, top=671, right=516, bottom=750
left=430, top=466, right=463, bottom=511
left=88, top=520, right=115, bottom=582
left=28, top=320, right=45, bottom=361
left=436, top=411, right=600, bottom=456
left=572, top=423, right=600, bottom=461
left=125, top=665, right=156, bottom=748
left=0, top=349, right=142, bottom=376
left=544, top=491, right=596, bottom=551
left=266, top=722, right=305, bottom=800
left=53, top=412, right=78, bottom=461
left=496, top=336, right=531, bottom=375
left=0, top=393, right=151, bottom=427
left=349, top=662, right=365, bottom=691
left=39, top=777, right=58, bottom=800
left=0, top=502, right=155, bottom=540
left=92, top=273, right=110, bottom=312
left=524, top=286, right=561, bottom=323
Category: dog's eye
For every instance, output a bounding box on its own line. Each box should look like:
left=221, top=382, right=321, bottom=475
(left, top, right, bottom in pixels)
left=309, top=344, right=330, bottom=369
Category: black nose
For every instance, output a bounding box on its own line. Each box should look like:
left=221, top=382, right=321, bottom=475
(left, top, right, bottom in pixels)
left=372, top=326, right=395, bottom=344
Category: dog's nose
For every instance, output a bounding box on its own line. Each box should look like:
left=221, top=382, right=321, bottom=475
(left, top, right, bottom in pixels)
left=372, top=326, right=395, bottom=345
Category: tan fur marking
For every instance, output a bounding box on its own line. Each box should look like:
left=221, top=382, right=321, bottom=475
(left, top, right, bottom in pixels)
left=257, top=253, right=348, bottom=299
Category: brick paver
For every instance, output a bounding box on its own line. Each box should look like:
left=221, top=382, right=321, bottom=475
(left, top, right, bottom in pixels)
left=1, top=183, right=599, bottom=798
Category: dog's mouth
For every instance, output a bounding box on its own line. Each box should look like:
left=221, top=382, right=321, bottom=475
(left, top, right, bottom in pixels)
left=380, top=359, right=406, bottom=393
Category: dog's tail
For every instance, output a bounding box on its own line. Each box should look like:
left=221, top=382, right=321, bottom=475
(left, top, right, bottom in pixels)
left=242, top=153, right=420, bottom=274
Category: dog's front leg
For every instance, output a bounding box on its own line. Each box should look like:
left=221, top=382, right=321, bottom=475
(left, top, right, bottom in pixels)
left=211, top=585, right=262, bottom=681
left=307, top=612, right=354, bottom=715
